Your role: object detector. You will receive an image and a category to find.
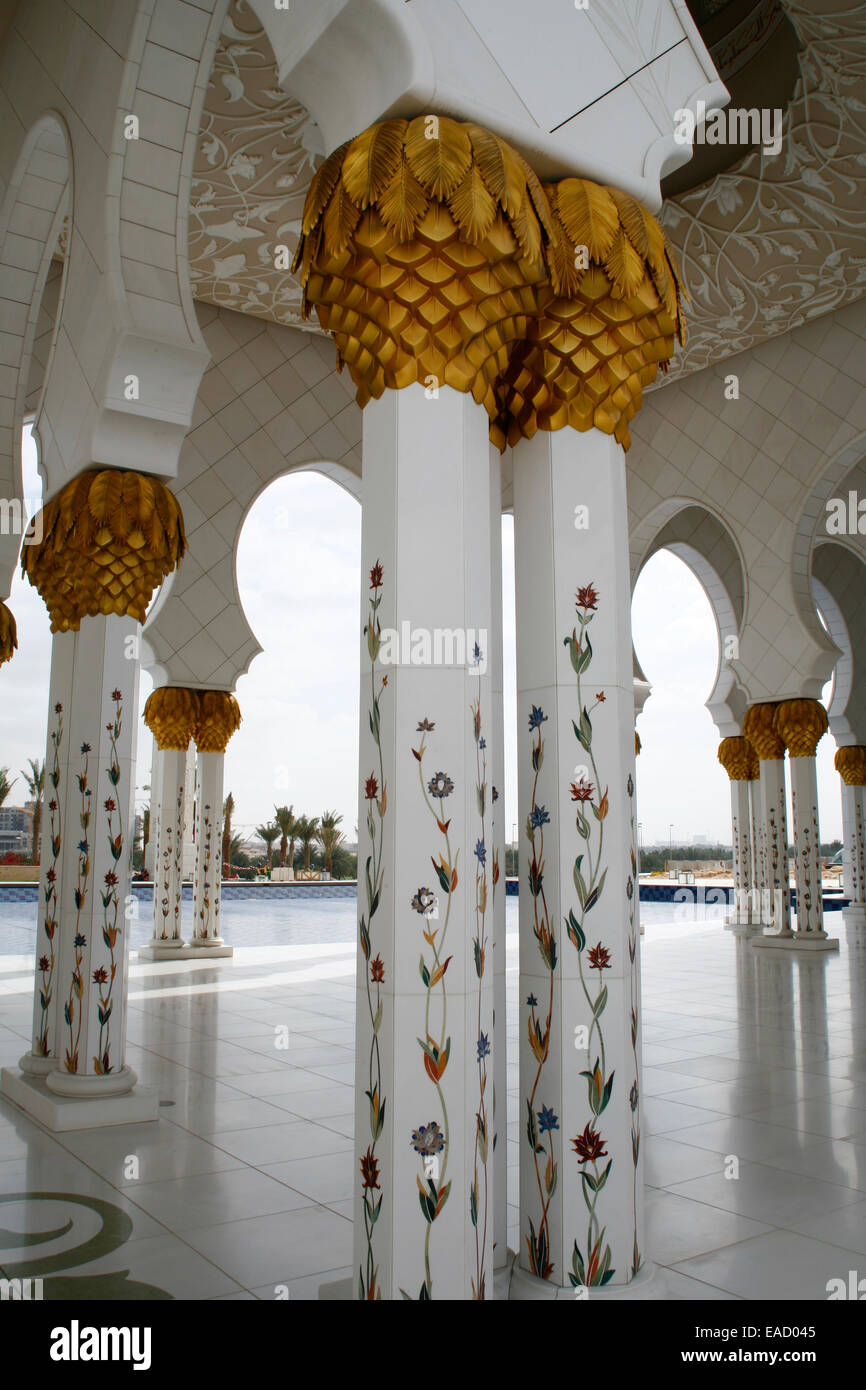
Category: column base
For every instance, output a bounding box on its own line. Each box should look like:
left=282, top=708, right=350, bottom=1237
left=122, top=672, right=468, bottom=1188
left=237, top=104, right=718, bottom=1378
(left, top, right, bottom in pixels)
left=508, top=1254, right=656, bottom=1300
left=137, top=940, right=233, bottom=960
left=186, top=937, right=233, bottom=958
left=751, top=931, right=839, bottom=952
left=724, top=918, right=764, bottom=934
left=843, top=904, right=866, bottom=931
left=319, top=1253, right=519, bottom=1300
left=18, top=1050, right=58, bottom=1077
left=137, top=938, right=187, bottom=961
left=0, top=1066, right=158, bottom=1131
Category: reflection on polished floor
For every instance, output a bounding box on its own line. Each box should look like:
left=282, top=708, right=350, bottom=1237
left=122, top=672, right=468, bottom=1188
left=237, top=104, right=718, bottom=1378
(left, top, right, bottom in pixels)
left=2, top=911, right=866, bottom=1300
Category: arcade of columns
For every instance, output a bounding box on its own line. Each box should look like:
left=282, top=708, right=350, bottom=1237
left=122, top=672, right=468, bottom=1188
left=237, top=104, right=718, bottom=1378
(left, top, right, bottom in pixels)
left=0, top=112, right=861, bottom=1302
left=717, top=699, right=854, bottom=947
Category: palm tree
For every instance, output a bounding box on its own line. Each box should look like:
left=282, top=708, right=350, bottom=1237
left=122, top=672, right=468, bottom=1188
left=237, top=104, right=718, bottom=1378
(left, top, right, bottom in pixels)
left=256, top=822, right=280, bottom=872
left=228, top=832, right=244, bottom=864
left=21, top=758, right=44, bottom=862
left=317, top=809, right=344, bottom=877
left=0, top=768, right=15, bottom=810
left=274, top=804, right=296, bottom=868
left=295, top=814, right=321, bottom=872
left=222, top=791, right=235, bottom=867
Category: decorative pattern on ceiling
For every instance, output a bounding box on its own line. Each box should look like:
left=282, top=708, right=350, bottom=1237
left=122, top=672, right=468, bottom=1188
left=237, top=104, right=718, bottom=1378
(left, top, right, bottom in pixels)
left=188, top=0, right=321, bottom=326
left=189, top=0, right=866, bottom=376
left=660, top=0, right=866, bottom=381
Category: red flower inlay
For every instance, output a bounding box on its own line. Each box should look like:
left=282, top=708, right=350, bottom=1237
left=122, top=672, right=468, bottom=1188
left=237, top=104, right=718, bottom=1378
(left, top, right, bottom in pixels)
left=588, top=942, right=611, bottom=971
left=571, top=1123, right=608, bottom=1164
left=360, top=1146, right=381, bottom=1190
left=576, top=584, right=599, bottom=611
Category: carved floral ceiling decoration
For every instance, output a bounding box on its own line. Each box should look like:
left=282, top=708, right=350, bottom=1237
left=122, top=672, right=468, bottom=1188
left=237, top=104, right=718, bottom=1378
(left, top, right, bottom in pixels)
left=189, top=0, right=866, bottom=375
left=188, top=0, right=321, bottom=326
left=659, top=0, right=866, bottom=381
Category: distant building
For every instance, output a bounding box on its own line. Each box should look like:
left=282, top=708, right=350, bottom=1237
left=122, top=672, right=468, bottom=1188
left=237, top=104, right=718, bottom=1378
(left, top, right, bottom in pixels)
left=0, top=805, right=33, bottom=856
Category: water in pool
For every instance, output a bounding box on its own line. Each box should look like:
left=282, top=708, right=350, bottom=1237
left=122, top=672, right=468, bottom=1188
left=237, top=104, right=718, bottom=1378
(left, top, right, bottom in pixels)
left=0, top=893, right=728, bottom=957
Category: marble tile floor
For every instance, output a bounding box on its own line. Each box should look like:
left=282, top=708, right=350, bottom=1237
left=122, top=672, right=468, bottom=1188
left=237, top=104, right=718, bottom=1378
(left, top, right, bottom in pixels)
left=1, top=915, right=866, bottom=1300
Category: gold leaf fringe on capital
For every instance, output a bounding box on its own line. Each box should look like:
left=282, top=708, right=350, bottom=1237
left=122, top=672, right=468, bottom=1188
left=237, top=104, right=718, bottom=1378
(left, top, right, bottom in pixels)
left=742, top=703, right=785, bottom=761
left=774, top=698, right=828, bottom=758
left=717, top=736, right=755, bottom=781
left=293, top=116, right=686, bottom=451
left=491, top=181, right=685, bottom=449
left=143, top=687, right=201, bottom=752
left=194, top=690, right=242, bottom=754
left=22, top=469, right=186, bottom=633
left=835, top=746, right=866, bottom=786
left=0, top=601, right=17, bottom=667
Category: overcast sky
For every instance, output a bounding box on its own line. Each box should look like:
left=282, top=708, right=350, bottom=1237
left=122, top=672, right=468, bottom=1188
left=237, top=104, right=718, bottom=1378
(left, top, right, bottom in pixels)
left=0, top=428, right=843, bottom=851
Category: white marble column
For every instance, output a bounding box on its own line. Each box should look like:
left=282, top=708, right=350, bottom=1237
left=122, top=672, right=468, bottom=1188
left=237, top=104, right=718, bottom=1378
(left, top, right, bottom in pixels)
left=759, top=758, right=791, bottom=936
left=17, top=632, right=75, bottom=1074
left=182, top=741, right=197, bottom=880
left=836, top=748, right=866, bottom=932
left=138, top=688, right=201, bottom=961
left=744, top=705, right=791, bottom=939
left=3, top=617, right=157, bottom=1126
left=192, top=751, right=228, bottom=954
left=48, top=616, right=141, bottom=1097
left=351, top=384, right=496, bottom=1301
left=144, top=739, right=160, bottom=878
left=188, top=690, right=240, bottom=958
left=487, top=444, right=508, bottom=1280
left=759, top=699, right=838, bottom=952
left=748, top=769, right=764, bottom=924
left=511, top=427, right=643, bottom=1297
left=140, top=748, right=187, bottom=957
left=718, top=737, right=758, bottom=931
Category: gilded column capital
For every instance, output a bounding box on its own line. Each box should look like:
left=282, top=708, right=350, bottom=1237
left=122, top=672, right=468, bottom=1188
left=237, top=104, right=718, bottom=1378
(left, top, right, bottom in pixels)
left=635, top=729, right=641, bottom=756
left=21, top=469, right=185, bottom=633
left=774, top=698, right=828, bottom=758
left=143, top=687, right=201, bottom=751
left=193, top=690, right=241, bottom=754
left=835, top=745, right=866, bottom=786
left=293, top=117, right=685, bottom=452
left=717, top=735, right=752, bottom=780
left=0, top=600, right=17, bottom=667
left=746, top=741, right=759, bottom=780
left=742, top=703, right=785, bottom=760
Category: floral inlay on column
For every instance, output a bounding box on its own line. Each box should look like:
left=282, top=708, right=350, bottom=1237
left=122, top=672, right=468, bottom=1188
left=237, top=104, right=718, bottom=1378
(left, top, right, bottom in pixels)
left=94, top=689, right=124, bottom=1075
left=407, top=722, right=456, bottom=1300
left=358, top=560, right=388, bottom=1301
left=36, top=703, right=63, bottom=1057
left=524, top=702, right=557, bottom=1281
left=64, top=741, right=93, bottom=1073
left=197, top=807, right=213, bottom=939
left=563, top=583, right=615, bottom=1289
left=627, top=772, right=641, bottom=1276
left=470, top=696, right=490, bottom=1300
